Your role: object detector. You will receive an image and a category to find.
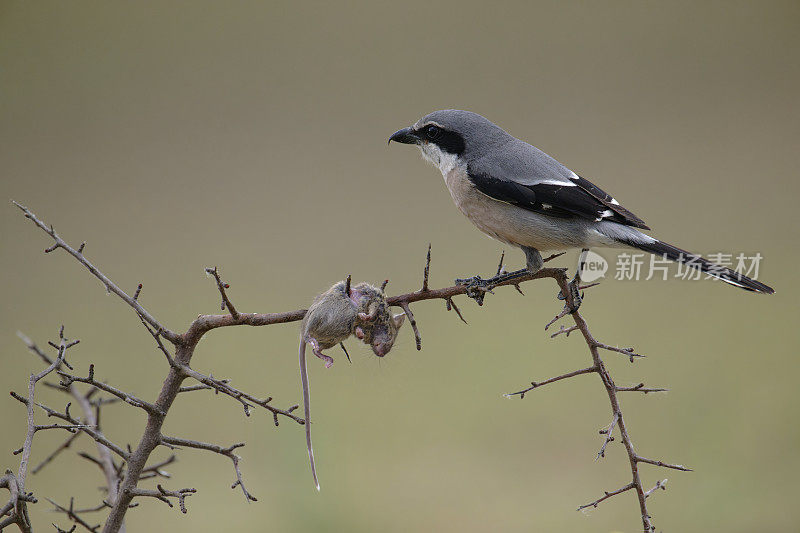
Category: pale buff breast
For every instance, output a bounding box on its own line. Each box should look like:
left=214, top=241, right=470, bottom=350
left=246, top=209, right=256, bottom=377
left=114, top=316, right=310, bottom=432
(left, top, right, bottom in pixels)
left=443, top=166, right=599, bottom=251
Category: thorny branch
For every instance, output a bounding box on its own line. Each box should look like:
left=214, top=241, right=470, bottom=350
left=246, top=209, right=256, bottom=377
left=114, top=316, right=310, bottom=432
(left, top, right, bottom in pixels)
left=9, top=389, right=129, bottom=461
left=10, top=202, right=179, bottom=344
left=577, top=482, right=635, bottom=512
left=9, top=203, right=306, bottom=533
left=139, top=456, right=175, bottom=481
left=123, top=486, right=196, bottom=514
left=173, top=365, right=302, bottom=424
left=46, top=499, right=101, bottom=533
left=159, top=437, right=256, bottom=502
left=503, top=263, right=687, bottom=532
left=8, top=201, right=687, bottom=532
left=57, top=365, right=162, bottom=416
left=30, top=433, right=79, bottom=475
left=596, top=413, right=619, bottom=460
left=3, top=327, right=76, bottom=533
left=205, top=267, right=239, bottom=320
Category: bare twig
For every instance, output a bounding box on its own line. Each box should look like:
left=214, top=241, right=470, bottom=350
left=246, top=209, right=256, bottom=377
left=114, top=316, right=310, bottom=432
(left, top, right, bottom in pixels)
left=644, top=478, right=668, bottom=498
left=542, top=252, right=566, bottom=263
left=125, top=485, right=195, bottom=514
left=508, top=269, right=690, bottom=531
left=444, top=297, right=468, bottom=325
left=616, top=383, right=668, bottom=394
left=503, top=366, right=597, bottom=399
left=339, top=342, right=351, bottom=364
left=175, top=364, right=302, bottom=424
left=495, top=250, right=506, bottom=276
left=76, top=452, right=104, bottom=470
left=0, top=471, right=34, bottom=531
left=47, top=498, right=101, bottom=532
left=577, top=482, right=634, bottom=511
left=595, top=342, right=645, bottom=362
left=12, top=202, right=179, bottom=343
left=421, top=244, right=431, bottom=292
left=139, top=456, right=176, bottom=480
left=31, top=433, right=80, bottom=475
left=9, top=330, right=73, bottom=532
left=18, top=330, right=125, bottom=529
left=177, top=380, right=231, bottom=394
left=9, top=393, right=129, bottom=462
left=550, top=325, right=578, bottom=339
left=596, top=413, right=619, bottom=460
left=11, top=203, right=689, bottom=533
left=2, top=330, right=80, bottom=531
left=34, top=423, right=93, bottom=433
left=544, top=304, right=572, bottom=331
left=635, top=456, right=692, bottom=472
left=160, top=438, right=255, bottom=503
left=135, top=315, right=174, bottom=366
left=205, top=267, right=239, bottom=319
left=58, top=365, right=162, bottom=415
left=399, top=302, right=422, bottom=351
left=69, top=502, right=115, bottom=514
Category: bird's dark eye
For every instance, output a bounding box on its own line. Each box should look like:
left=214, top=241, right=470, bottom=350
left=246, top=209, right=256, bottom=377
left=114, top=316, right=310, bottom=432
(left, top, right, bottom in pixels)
left=426, top=125, right=442, bottom=140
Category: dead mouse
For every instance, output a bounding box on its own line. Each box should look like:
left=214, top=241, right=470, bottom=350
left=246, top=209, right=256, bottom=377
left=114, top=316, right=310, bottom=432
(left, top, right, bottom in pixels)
left=298, top=279, right=405, bottom=490
left=350, top=281, right=406, bottom=357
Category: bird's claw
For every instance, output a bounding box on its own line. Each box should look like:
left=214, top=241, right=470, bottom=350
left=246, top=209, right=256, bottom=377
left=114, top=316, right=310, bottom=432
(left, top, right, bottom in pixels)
left=455, top=275, right=495, bottom=305
left=556, top=277, right=583, bottom=312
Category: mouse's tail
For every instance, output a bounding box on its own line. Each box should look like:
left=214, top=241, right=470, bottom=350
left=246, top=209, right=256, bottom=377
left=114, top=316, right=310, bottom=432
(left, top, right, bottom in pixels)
left=299, top=338, right=320, bottom=491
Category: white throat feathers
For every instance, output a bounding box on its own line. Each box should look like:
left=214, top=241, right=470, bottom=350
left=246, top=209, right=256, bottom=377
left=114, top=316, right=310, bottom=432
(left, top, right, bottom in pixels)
left=418, top=142, right=460, bottom=176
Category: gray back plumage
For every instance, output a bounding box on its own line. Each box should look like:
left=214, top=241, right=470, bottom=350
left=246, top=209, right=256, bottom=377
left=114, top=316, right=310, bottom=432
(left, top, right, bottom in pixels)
left=417, top=109, right=576, bottom=187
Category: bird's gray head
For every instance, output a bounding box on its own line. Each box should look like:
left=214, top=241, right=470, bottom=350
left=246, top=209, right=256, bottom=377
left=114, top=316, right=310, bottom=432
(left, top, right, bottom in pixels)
left=389, top=110, right=510, bottom=173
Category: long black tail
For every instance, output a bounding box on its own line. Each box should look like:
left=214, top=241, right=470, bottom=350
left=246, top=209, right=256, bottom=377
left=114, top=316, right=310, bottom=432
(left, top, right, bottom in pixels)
left=625, top=239, right=774, bottom=294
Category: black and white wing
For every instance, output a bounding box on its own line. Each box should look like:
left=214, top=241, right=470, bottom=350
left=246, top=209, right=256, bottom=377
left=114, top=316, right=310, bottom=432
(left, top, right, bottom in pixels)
left=467, top=142, right=650, bottom=230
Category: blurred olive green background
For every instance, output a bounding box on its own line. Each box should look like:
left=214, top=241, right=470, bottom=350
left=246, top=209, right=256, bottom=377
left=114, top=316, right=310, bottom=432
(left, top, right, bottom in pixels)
left=1, top=2, right=798, bottom=532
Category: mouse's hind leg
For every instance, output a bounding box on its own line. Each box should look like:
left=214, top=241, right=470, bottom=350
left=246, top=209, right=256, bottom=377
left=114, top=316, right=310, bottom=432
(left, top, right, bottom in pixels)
left=307, top=337, right=334, bottom=368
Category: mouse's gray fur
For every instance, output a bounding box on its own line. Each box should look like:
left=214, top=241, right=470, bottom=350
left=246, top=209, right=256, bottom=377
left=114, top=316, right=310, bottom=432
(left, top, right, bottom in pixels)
left=349, top=282, right=405, bottom=357
left=298, top=280, right=405, bottom=490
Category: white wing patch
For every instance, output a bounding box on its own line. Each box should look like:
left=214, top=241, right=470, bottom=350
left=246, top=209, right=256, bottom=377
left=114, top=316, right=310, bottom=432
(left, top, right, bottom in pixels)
left=595, top=209, right=614, bottom=221
left=539, top=179, right=577, bottom=187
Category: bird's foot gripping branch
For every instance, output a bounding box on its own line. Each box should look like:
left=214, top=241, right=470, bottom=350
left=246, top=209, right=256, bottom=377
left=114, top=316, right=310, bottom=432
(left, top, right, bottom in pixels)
left=6, top=202, right=687, bottom=533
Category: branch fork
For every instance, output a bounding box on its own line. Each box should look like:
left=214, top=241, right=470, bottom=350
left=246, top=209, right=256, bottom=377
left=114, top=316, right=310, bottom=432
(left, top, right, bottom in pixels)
left=506, top=268, right=690, bottom=531
left=9, top=202, right=692, bottom=533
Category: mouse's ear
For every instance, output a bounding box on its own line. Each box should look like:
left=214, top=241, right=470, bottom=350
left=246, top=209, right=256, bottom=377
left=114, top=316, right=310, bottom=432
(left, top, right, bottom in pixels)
left=344, top=274, right=352, bottom=296
left=392, top=313, right=406, bottom=329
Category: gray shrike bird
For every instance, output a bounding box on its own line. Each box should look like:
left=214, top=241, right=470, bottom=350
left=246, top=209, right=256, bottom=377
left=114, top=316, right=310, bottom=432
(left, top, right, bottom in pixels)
left=389, top=109, right=774, bottom=300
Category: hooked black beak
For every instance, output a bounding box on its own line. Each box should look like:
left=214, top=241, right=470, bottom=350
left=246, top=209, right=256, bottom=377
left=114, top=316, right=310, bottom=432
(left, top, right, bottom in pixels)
left=388, top=127, right=419, bottom=146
